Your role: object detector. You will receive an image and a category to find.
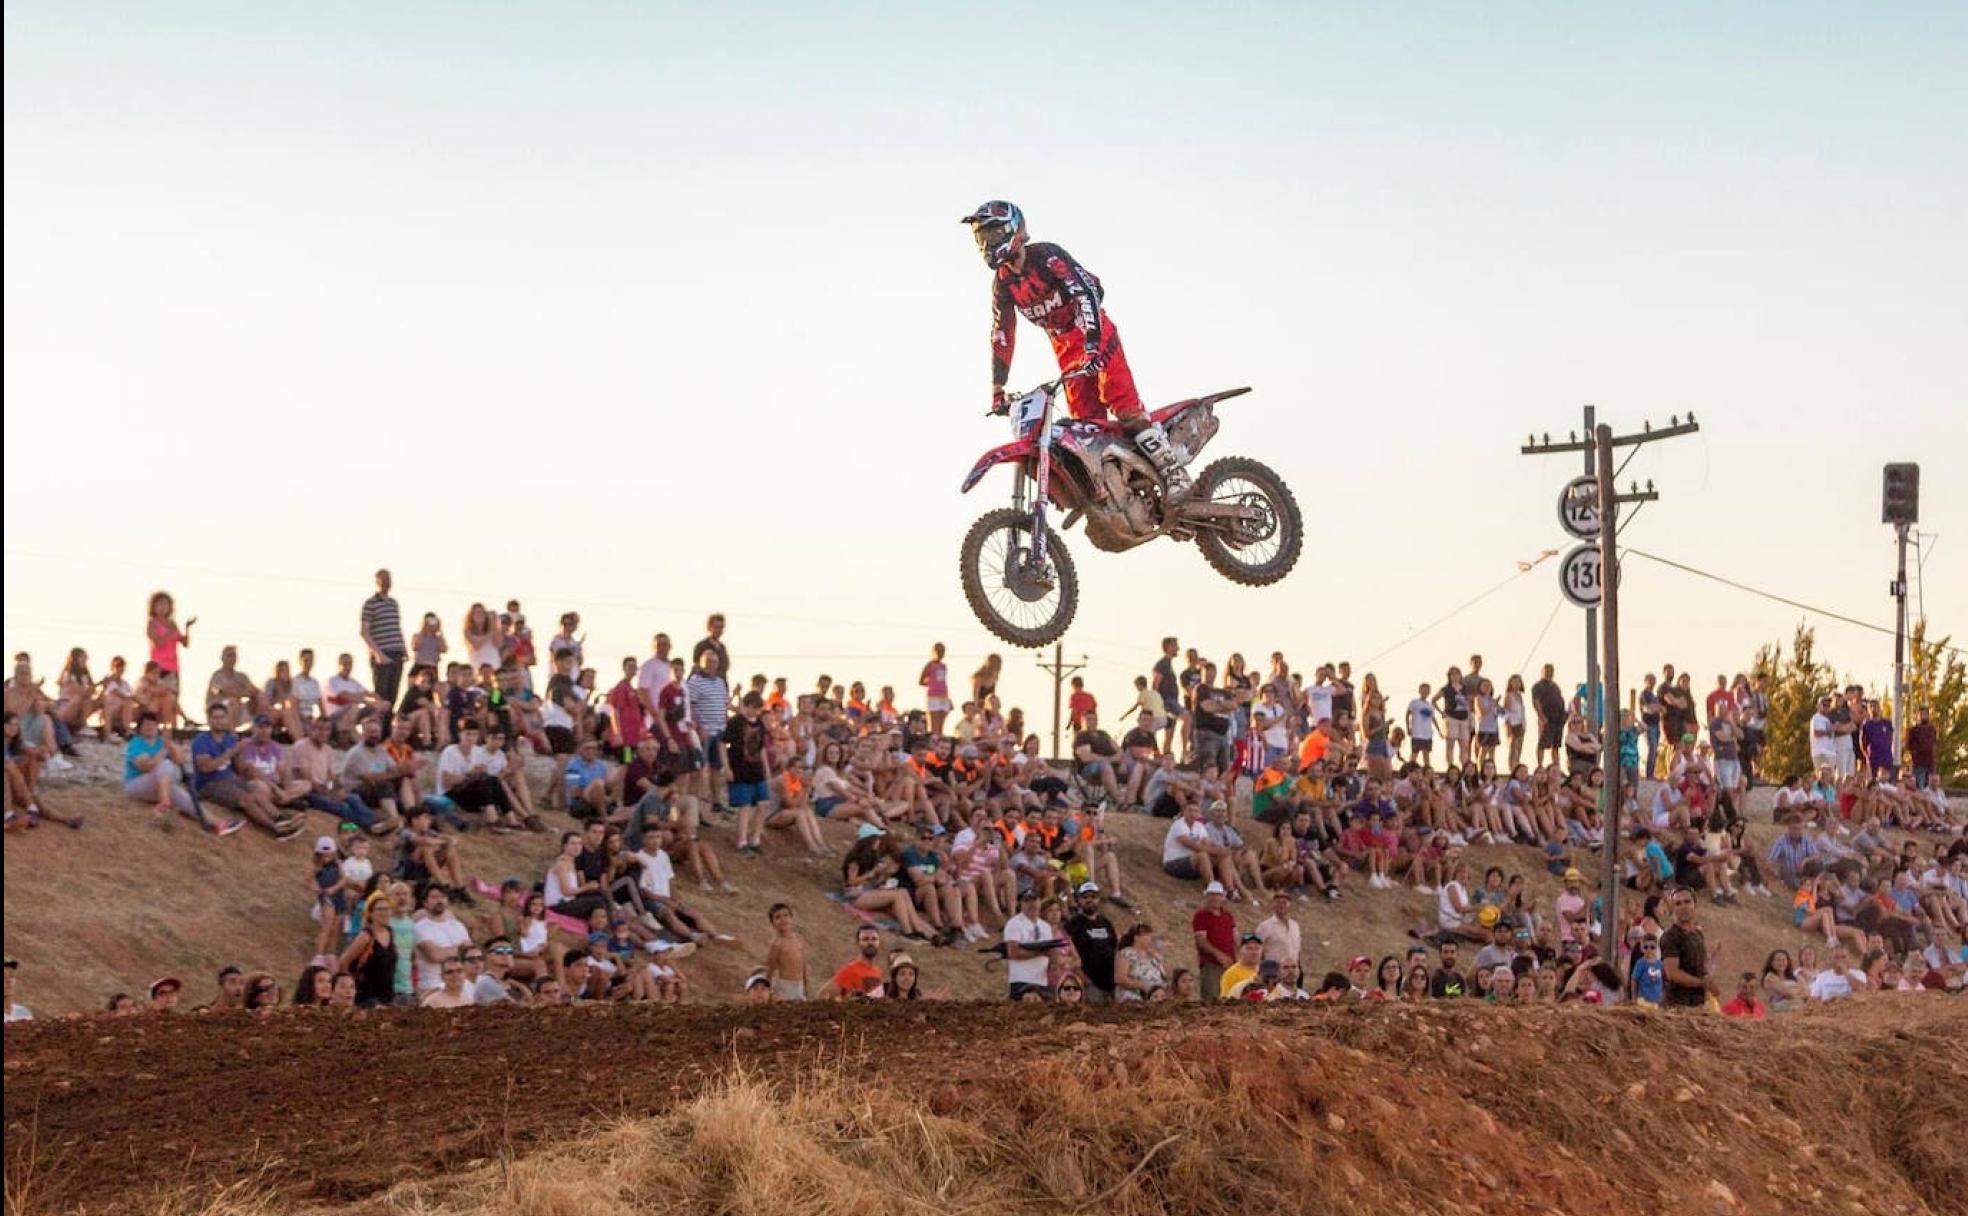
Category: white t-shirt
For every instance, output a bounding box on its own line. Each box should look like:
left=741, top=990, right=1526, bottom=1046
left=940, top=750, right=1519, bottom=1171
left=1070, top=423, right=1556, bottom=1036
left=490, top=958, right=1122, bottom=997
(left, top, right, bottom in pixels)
left=1436, top=881, right=1469, bottom=930
left=1809, top=713, right=1835, bottom=760
left=1306, top=685, right=1334, bottom=724
left=632, top=847, right=676, bottom=901
left=1407, top=699, right=1437, bottom=741
left=1162, top=818, right=1208, bottom=866
left=1002, top=912, right=1051, bottom=986
left=1808, top=969, right=1864, bottom=1001
left=412, top=915, right=473, bottom=991
left=437, top=745, right=492, bottom=789
left=326, top=674, right=367, bottom=709
left=637, top=657, right=672, bottom=706
left=470, top=975, right=512, bottom=1005
left=1254, top=703, right=1289, bottom=750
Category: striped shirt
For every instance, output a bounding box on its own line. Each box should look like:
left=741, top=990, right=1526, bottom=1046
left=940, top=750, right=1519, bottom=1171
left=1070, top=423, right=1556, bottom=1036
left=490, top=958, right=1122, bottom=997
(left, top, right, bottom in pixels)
left=683, top=672, right=730, bottom=741
left=361, top=594, right=407, bottom=660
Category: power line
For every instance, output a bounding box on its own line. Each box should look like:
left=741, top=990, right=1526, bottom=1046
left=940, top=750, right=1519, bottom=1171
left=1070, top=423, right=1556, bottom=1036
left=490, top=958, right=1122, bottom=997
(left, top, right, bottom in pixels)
left=1357, top=564, right=1537, bottom=667
left=1514, top=600, right=1565, bottom=678
left=1621, top=547, right=1964, bottom=658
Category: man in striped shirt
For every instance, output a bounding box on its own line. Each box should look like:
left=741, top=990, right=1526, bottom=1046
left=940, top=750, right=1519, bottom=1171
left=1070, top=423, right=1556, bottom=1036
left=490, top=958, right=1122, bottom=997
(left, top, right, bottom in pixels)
left=684, top=650, right=732, bottom=812
left=360, top=569, right=408, bottom=721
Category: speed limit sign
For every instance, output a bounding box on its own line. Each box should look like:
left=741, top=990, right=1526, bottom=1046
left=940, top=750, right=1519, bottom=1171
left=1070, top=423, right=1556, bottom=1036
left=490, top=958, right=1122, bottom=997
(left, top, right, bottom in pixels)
left=1558, top=543, right=1604, bottom=608
left=1558, top=476, right=1601, bottom=539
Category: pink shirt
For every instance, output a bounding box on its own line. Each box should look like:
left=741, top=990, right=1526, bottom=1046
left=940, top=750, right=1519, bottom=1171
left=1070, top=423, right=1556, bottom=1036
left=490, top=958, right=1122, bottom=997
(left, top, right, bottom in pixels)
left=148, top=619, right=184, bottom=675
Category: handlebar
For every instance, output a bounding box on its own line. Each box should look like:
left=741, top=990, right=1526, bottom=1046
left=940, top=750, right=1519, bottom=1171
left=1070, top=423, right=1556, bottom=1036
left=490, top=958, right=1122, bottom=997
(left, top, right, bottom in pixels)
left=986, top=370, right=1088, bottom=416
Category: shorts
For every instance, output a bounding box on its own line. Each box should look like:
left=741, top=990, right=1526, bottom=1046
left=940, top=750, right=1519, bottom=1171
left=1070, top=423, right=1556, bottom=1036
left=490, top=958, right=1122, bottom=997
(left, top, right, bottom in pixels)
left=1412, top=736, right=1434, bottom=753
left=1366, top=739, right=1390, bottom=759
left=1162, top=694, right=1185, bottom=717
left=195, top=776, right=250, bottom=808
left=1715, top=759, right=1742, bottom=789
left=1792, top=906, right=1809, bottom=927
left=814, top=795, right=845, bottom=819
left=927, top=697, right=953, bottom=714
left=1078, top=761, right=1111, bottom=782
left=1163, top=857, right=1202, bottom=881
left=1445, top=719, right=1471, bottom=743
left=1477, top=731, right=1499, bottom=749
left=544, top=726, right=575, bottom=756
left=1194, top=732, right=1232, bottom=772
left=700, top=736, right=725, bottom=770
left=728, top=781, right=770, bottom=809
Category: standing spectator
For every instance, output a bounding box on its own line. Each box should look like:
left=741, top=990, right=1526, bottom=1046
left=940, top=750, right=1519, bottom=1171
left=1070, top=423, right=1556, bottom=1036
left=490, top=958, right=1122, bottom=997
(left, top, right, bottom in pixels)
left=1739, top=673, right=1770, bottom=785
left=1067, top=676, right=1096, bottom=732
left=1190, top=669, right=1234, bottom=773
left=1501, top=674, right=1528, bottom=771
left=824, top=925, right=888, bottom=1000
left=1152, top=637, right=1187, bottom=754
left=1253, top=890, right=1300, bottom=965
left=693, top=613, right=731, bottom=681
left=1907, top=706, right=1938, bottom=791
left=724, top=692, right=775, bottom=855
left=1000, top=888, right=1053, bottom=1000
left=1638, top=673, right=1662, bottom=779
left=1709, top=703, right=1744, bottom=795
left=360, top=569, right=408, bottom=719
left=411, top=886, right=472, bottom=995
left=1190, top=881, right=1237, bottom=1003
left=1530, top=664, right=1566, bottom=769
left=1063, top=882, right=1118, bottom=1003
left=1659, top=671, right=1695, bottom=753
left=1809, top=695, right=1839, bottom=773
left=764, top=903, right=808, bottom=1000
left=919, top=642, right=953, bottom=736
left=1859, top=702, right=1896, bottom=780
left=637, top=633, right=676, bottom=722
left=1406, top=683, right=1437, bottom=769
left=1658, top=886, right=1716, bottom=1008
left=145, top=592, right=194, bottom=695
left=684, top=650, right=731, bottom=811
left=1704, top=675, right=1735, bottom=726
left=409, top=612, right=448, bottom=679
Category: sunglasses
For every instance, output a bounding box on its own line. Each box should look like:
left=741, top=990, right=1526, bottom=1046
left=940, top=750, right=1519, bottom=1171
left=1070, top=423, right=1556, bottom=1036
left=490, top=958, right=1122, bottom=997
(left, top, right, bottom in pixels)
left=1059, top=985, right=1083, bottom=993
left=489, top=946, right=514, bottom=956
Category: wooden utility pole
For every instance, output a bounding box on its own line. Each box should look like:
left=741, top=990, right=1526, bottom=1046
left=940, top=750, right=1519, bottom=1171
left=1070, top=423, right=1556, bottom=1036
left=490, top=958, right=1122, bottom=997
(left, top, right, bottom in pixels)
left=1035, top=644, right=1087, bottom=760
left=1523, top=410, right=1700, bottom=954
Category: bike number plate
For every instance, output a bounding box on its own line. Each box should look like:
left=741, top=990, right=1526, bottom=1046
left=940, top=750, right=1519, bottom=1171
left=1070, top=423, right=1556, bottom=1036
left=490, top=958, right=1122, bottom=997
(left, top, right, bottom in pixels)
left=1009, top=392, right=1046, bottom=436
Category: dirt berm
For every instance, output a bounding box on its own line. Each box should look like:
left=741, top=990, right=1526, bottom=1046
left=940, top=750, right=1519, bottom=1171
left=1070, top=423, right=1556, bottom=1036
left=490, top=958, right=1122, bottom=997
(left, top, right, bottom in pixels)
left=4, top=997, right=1963, bottom=1216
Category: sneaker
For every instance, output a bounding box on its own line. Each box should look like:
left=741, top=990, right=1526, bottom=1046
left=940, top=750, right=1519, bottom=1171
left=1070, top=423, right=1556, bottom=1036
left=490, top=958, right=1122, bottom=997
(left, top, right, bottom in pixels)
left=213, top=817, right=246, bottom=838
left=1414, top=884, right=1437, bottom=895
left=45, top=755, right=74, bottom=775
left=719, top=880, right=740, bottom=895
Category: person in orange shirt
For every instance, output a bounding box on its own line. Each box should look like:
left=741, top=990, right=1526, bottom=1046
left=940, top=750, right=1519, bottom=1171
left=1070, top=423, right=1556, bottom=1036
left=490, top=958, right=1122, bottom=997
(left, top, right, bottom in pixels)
left=825, top=925, right=888, bottom=999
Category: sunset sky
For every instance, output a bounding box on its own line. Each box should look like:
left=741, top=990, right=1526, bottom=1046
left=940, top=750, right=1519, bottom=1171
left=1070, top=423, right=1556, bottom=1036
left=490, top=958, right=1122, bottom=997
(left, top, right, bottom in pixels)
left=6, top=2, right=1963, bottom=730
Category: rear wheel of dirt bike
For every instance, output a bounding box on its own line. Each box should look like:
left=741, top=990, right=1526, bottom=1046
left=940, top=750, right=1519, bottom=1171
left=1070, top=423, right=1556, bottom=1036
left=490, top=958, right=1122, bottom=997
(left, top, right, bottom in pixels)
left=1194, top=456, right=1303, bottom=586
left=960, top=507, right=1079, bottom=648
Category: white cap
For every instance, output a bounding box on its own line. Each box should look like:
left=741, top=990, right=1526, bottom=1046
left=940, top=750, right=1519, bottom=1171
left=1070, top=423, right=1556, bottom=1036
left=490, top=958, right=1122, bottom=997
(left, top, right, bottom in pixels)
left=1076, top=881, right=1101, bottom=895
left=1204, top=881, right=1227, bottom=896
left=314, top=836, right=338, bottom=853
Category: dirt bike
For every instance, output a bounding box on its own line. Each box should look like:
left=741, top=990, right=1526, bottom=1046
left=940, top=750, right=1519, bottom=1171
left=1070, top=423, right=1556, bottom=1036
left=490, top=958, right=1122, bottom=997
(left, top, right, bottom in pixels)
left=958, top=375, right=1302, bottom=647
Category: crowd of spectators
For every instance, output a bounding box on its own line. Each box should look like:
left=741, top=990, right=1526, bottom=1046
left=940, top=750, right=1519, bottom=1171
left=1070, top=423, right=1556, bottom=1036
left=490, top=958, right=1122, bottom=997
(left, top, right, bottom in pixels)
left=2, top=574, right=1962, bottom=1021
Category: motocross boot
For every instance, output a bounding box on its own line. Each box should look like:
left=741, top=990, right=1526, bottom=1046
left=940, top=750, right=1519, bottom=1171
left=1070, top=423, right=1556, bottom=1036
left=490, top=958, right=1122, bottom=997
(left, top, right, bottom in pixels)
left=1122, top=415, right=1195, bottom=503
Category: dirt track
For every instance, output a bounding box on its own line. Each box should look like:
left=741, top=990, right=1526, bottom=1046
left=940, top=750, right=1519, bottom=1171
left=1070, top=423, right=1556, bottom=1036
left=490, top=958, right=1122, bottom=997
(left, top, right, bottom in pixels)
left=5, top=998, right=1966, bottom=1215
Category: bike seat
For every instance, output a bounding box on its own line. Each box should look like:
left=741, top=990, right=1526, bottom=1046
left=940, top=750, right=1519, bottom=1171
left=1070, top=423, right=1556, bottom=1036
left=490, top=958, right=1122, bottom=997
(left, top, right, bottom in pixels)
left=1084, top=387, right=1252, bottom=432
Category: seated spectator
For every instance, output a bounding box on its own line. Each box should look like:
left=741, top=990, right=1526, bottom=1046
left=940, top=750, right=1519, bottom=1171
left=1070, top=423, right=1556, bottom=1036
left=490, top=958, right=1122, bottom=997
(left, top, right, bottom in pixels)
left=204, top=645, right=264, bottom=725
left=824, top=925, right=889, bottom=999
left=324, top=653, right=386, bottom=740
left=191, top=703, right=298, bottom=839
left=420, top=957, right=474, bottom=1008
left=122, top=712, right=240, bottom=835
left=436, top=722, right=523, bottom=830
left=340, top=716, right=407, bottom=824
left=291, top=717, right=388, bottom=834
left=411, top=885, right=473, bottom=995
left=5, top=711, right=81, bottom=830
left=563, top=737, right=613, bottom=822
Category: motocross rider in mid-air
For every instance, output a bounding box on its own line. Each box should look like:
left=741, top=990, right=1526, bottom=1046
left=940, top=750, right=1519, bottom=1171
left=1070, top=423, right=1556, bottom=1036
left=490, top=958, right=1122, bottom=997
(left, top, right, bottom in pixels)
left=961, top=200, right=1193, bottom=500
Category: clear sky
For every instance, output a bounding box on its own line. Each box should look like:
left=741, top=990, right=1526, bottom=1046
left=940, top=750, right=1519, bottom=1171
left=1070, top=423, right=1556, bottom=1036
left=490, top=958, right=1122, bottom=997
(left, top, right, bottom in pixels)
left=5, top=2, right=1964, bottom=733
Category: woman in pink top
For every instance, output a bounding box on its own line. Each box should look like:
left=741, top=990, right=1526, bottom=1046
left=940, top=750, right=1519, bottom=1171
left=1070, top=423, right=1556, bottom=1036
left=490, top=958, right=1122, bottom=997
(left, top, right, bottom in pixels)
left=919, top=642, right=952, bottom=735
left=145, top=592, right=194, bottom=690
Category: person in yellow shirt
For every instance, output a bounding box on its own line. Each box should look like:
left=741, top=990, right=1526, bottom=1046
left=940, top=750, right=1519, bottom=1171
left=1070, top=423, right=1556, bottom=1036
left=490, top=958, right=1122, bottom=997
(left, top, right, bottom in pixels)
left=1218, top=933, right=1265, bottom=998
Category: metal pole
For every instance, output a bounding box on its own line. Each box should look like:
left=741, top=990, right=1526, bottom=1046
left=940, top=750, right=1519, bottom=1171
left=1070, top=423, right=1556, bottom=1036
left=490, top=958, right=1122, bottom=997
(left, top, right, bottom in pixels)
left=1894, top=523, right=1909, bottom=748
left=1595, top=424, right=1623, bottom=953
left=1583, top=404, right=1599, bottom=721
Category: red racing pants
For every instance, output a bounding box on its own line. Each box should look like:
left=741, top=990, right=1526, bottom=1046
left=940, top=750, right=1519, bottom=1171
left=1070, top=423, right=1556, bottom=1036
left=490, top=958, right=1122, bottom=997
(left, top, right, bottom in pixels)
left=1048, top=316, right=1143, bottom=422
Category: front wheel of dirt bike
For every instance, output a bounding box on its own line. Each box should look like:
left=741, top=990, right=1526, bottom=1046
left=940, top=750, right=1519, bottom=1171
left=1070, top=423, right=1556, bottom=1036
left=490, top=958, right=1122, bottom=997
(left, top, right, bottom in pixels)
left=1194, top=455, right=1303, bottom=587
left=960, top=507, right=1079, bottom=648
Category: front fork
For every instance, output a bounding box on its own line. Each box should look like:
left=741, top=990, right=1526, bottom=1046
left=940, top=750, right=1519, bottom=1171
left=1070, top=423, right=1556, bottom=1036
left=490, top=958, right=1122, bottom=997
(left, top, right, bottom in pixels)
left=1013, top=398, right=1057, bottom=568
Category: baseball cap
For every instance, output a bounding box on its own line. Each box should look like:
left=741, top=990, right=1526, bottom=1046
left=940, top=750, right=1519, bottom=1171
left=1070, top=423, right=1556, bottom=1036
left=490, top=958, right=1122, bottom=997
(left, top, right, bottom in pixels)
left=251, top=714, right=272, bottom=728
left=855, top=823, right=886, bottom=839
left=1075, top=882, right=1101, bottom=895
left=314, top=836, right=338, bottom=854
left=744, top=969, right=771, bottom=992
left=1581, top=989, right=1605, bottom=1005
left=888, top=952, right=918, bottom=972
left=1563, top=867, right=1584, bottom=883
left=1241, top=932, right=1264, bottom=945
left=148, top=976, right=182, bottom=998
left=1477, top=905, right=1501, bottom=927
left=1348, top=955, right=1372, bottom=970
left=1204, top=881, right=1227, bottom=896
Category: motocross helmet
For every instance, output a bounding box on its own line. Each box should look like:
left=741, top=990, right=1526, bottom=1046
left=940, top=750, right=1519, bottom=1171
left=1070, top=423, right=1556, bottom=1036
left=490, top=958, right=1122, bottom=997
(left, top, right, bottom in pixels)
left=962, top=200, right=1026, bottom=269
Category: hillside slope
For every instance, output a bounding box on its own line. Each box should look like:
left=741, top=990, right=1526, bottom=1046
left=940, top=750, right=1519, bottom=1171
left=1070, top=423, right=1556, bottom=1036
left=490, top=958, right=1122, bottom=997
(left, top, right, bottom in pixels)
left=0, top=741, right=1896, bottom=1013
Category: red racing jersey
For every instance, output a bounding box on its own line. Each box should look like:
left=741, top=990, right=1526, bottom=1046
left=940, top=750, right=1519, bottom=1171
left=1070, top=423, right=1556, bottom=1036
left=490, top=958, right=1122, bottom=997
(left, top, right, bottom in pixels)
left=989, top=242, right=1104, bottom=387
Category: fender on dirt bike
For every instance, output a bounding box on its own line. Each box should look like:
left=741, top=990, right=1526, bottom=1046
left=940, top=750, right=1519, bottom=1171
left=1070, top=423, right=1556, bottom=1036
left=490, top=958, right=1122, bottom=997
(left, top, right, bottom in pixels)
left=960, top=437, right=1035, bottom=494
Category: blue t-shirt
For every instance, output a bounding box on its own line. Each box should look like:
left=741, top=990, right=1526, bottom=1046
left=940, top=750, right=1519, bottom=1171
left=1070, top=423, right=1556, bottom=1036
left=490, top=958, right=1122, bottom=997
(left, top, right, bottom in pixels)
left=564, top=756, right=607, bottom=795
left=1618, top=727, right=1640, bottom=767
left=124, top=734, right=166, bottom=783
left=1642, top=841, right=1674, bottom=881
left=190, top=731, right=238, bottom=792
left=1632, top=958, right=1665, bottom=1003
